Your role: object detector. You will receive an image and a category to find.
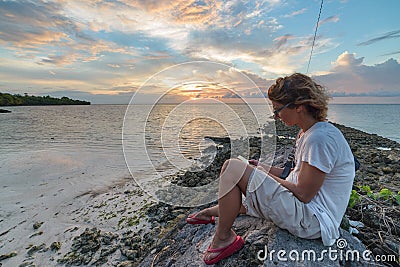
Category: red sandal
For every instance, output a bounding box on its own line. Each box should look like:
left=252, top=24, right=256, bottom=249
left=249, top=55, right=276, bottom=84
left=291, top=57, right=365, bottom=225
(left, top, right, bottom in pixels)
left=204, top=235, right=244, bottom=265
left=186, top=213, right=215, bottom=225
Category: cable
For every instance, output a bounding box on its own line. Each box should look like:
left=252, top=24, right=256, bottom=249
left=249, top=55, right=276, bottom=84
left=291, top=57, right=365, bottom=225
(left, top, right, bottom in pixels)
left=306, top=0, right=323, bottom=74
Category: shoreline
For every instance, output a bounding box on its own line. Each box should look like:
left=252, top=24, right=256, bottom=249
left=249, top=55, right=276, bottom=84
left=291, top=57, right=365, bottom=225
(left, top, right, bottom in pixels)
left=0, top=121, right=399, bottom=266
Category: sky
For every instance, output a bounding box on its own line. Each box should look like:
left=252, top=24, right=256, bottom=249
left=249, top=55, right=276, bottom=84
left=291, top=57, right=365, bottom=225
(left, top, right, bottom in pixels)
left=0, top=0, right=399, bottom=104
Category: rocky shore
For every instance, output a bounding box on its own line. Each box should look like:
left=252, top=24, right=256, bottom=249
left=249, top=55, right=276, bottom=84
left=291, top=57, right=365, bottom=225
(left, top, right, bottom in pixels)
left=0, top=121, right=398, bottom=266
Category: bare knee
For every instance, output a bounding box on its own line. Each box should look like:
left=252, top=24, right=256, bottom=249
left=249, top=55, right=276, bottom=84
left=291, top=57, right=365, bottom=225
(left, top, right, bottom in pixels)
left=219, top=158, right=248, bottom=198
left=221, top=159, right=229, bottom=173
left=220, top=158, right=245, bottom=182
left=221, top=158, right=236, bottom=169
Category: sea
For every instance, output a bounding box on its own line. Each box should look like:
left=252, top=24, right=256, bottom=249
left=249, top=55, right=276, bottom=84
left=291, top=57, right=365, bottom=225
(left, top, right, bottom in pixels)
left=0, top=104, right=399, bottom=194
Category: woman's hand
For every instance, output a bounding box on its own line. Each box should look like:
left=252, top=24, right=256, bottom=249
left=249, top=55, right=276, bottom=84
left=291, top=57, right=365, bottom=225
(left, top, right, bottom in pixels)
left=249, top=159, right=285, bottom=178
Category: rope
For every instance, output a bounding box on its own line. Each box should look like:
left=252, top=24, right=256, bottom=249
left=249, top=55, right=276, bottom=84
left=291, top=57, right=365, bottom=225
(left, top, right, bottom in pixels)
left=306, top=0, right=323, bottom=74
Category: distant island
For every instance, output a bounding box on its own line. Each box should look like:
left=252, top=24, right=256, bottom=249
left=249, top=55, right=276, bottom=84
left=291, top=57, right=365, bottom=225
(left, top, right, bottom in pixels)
left=0, top=92, right=90, bottom=106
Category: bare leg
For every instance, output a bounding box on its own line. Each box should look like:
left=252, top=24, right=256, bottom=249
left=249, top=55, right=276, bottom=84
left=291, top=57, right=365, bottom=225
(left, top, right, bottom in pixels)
left=188, top=158, right=251, bottom=222
left=187, top=203, right=247, bottom=223
left=203, top=159, right=254, bottom=262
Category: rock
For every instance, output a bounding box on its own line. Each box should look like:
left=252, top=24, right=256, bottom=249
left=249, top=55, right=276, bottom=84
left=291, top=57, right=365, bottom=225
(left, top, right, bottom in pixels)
left=58, top=228, right=102, bottom=265
left=32, top=222, right=44, bottom=230
left=18, top=261, right=35, bottom=267
left=100, top=245, right=118, bottom=257
left=381, top=166, right=393, bottom=174
left=0, top=251, right=17, bottom=261
left=0, top=109, right=11, bottom=113
left=121, top=249, right=139, bottom=260
left=27, top=243, right=47, bottom=256
left=340, top=217, right=350, bottom=231
left=29, top=231, right=43, bottom=238
left=58, top=227, right=121, bottom=265
left=138, top=215, right=370, bottom=266
left=117, top=261, right=135, bottom=267
left=204, top=136, right=231, bottom=144
left=50, top=242, right=61, bottom=251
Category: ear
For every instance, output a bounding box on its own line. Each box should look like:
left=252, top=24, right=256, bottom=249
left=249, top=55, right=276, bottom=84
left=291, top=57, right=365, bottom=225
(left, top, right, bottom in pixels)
left=295, top=104, right=303, bottom=113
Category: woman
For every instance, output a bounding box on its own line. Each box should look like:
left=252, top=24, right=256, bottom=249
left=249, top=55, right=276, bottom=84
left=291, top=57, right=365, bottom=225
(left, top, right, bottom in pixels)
left=186, top=73, right=355, bottom=265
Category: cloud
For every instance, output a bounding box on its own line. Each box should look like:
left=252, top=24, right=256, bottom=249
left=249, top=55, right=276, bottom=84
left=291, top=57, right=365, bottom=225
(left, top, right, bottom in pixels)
left=315, top=52, right=400, bottom=97
left=0, top=1, right=69, bottom=48
left=318, top=15, right=339, bottom=26
left=333, top=51, right=364, bottom=67
left=186, top=28, right=336, bottom=76
left=0, top=0, right=303, bottom=75
left=273, top=34, right=295, bottom=49
left=283, top=8, right=307, bottom=18
left=381, top=50, right=400, bottom=56
left=0, top=55, right=142, bottom=96
left=62, top=0, right=284, bottom=51
left=0, top=0, right=140, bottom=66
left=357, top=30, right=400, bottom=46
left=209, top=52, right=400, bottom=99
left=11, top=50, right=399, bottom=104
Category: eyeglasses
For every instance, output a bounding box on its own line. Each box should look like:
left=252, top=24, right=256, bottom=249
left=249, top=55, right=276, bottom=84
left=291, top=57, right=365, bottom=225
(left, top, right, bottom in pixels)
left=273, top=102, right=292, bottom=117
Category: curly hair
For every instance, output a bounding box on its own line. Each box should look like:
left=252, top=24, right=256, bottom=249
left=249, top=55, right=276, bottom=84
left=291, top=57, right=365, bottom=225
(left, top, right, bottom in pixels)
left=267, top=73, right=331, bottom=121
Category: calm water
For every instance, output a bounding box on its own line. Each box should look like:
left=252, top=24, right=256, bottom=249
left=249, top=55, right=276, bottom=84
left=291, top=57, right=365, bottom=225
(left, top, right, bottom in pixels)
left=1, top=103, right=398, bottom=153
left=1, top=105, right=125, bottom=153
left=328, top=104, right=400, bottom=143
left=0, top=104, right=398, bottom=191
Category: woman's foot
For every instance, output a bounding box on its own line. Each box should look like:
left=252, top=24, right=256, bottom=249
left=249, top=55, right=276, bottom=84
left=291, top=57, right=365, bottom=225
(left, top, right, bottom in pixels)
left=203, top=230, right=244, bottom=265
left=186, top=208, right=215, bottom=225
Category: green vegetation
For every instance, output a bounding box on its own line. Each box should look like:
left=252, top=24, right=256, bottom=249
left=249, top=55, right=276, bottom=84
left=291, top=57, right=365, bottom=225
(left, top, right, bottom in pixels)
left=348, top=185, right=400, bottom=208
left=0, top=92, right=90, bottom=106
left=358, top=185, right=375, bottom=199
left=348, top=190, right=361, bottom=208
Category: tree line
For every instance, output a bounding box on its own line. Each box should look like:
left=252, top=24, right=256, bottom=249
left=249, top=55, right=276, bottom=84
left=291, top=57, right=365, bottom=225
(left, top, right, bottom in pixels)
left=0, top=93, right=90, bottom=106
